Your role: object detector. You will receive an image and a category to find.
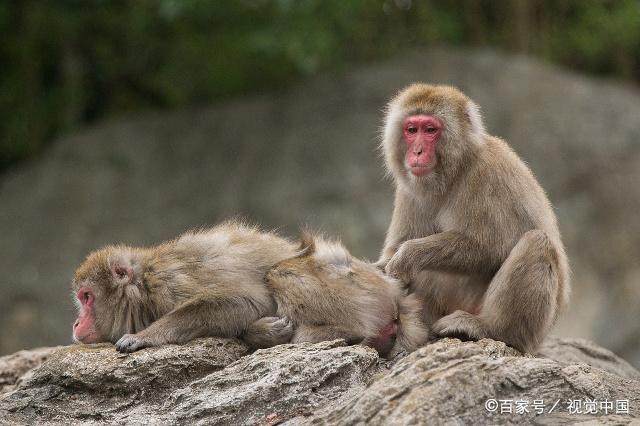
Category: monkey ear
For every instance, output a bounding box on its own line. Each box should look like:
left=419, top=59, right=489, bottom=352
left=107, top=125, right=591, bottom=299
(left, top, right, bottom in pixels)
left=296, top=230, right=316, bottom=258
left=110, top=261, right=135, bottom=285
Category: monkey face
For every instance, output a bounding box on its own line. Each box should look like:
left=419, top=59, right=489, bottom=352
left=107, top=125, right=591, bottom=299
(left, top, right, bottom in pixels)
left=383, top=84, right=484, bottom=190
left=403, top=114, right=443, bottom=176
left=72, top=285, right=100, bottom=343
left=71, top=247, right=145, bottom=344
left=71, top=276, right=115, bottom=344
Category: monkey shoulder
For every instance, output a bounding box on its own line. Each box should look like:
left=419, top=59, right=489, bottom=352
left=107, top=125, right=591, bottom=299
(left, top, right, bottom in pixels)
left=466, top=137, right=544, bottom=202
left=441, top=137, right=551, bottom=236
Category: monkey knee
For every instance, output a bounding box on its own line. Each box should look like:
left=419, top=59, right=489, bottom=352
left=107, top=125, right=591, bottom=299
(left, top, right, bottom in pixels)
left=516, top=230, right=557, bottom=262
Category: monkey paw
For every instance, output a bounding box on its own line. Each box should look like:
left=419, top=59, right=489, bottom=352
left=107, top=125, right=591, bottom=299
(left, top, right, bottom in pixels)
left=384, top=251, right=412, bottom=282
left=115, top=333, right=151, bottom=353
left=259, top=316, right=294, bottom=339
left=432, top=310, right=487, bottom=342
left=243, top=316, right=294, bottom=348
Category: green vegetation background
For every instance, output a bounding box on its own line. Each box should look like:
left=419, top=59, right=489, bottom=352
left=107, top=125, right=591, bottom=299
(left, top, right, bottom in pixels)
left=2, top=0, right=639, bottom=172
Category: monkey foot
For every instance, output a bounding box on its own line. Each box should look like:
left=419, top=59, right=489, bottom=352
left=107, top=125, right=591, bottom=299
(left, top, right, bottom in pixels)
left=115, top=333, right=152, bottom=353
left=432, top=310, right=487, bottom=342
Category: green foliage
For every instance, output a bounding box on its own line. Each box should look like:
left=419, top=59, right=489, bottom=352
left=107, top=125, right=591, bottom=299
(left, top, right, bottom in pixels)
left=1, top=0, right=639, bottom=171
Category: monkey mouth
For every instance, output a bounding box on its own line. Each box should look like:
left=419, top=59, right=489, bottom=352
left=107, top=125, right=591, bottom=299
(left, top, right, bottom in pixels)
left=72, top=333, right=88, bottom=344
left=409, top=165, right=432, bottom=177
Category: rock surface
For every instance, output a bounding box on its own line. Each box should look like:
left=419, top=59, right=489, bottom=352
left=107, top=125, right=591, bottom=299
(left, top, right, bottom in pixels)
left=0, top=346, right=62, bottom=394
left=1, top=337, right=638, bottom=424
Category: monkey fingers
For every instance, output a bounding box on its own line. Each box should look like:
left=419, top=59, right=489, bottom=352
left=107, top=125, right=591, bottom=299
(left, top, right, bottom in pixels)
left=242, top=316, right=294, bottom=349
left=384, top=244, right=417, bottom=282
left=431, top=310, right=488, bottom=342
left=115, top=333, right=152, bottom=353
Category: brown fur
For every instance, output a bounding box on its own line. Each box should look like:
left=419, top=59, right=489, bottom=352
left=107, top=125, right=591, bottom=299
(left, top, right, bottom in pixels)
left=72, top=221, right=298, bottom=352
left=378, top=83, right=570, bottom=353
left=261, top=232, right=429, bottom=357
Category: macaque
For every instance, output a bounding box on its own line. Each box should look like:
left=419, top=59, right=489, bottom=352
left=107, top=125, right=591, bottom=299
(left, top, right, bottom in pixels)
left=378, top=83, right=570, bottom=353
left=260, top=232, right=429, bottom=357
left=72, top=222, right=298, bottom=352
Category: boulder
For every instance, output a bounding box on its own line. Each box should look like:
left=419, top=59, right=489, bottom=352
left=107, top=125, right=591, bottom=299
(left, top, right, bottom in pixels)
left=1, top=337, right=637, bottom=424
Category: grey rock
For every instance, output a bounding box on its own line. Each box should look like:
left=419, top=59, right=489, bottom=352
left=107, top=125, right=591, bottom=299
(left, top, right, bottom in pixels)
left=294, top=339, right=640, bottom=425
left=539, top=336, right=640, bottom=380
left=0, top=346, right=61, bottom=394
left=0, top=337, right=638, bottom=424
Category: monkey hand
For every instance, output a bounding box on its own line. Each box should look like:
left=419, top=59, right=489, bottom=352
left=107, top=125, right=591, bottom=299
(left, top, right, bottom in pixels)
left=243, top=316, right=294, bottom=349
left=384, top=241, right=418, bottom=282
left=115, top=333, right=153, bottom=353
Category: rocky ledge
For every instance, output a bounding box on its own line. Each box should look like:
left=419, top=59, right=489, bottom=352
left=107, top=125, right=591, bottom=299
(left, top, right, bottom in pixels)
left=0, top=337, right=638, bottom=424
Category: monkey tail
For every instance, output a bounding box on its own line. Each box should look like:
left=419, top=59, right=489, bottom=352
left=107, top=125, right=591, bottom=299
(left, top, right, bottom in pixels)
left=394, top=293, right=430, bottom=353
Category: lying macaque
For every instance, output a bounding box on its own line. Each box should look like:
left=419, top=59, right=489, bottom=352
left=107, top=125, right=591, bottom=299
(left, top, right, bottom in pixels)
left=72, top=222, right=297, bottom=352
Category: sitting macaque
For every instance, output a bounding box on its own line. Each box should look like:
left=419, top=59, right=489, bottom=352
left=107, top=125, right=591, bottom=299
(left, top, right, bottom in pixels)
left=257, top=232, right=429, bottom=357
left=72, top=222, right=298, bottom=352
left=72, top=223, right=427, bottom=356
left=378, top=83, right=570, bottom=353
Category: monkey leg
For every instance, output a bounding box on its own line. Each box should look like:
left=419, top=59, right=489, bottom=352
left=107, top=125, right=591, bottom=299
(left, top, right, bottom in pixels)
left=292, top=324, right=363, bottom=346
left=115, top=296, right=264, bottom=352
left=410, top=270, right=486, bottom=328
left=241, top=316, right=294, bottom=349
left=432, top=230, right=559, bottom=353
left=388, top=294, right=430, bottom=359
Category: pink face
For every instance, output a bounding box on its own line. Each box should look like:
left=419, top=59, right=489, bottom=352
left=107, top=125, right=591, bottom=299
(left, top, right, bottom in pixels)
left=72, top=287, right=100, bottom=343
left=402, top=114, right=443, bottom=176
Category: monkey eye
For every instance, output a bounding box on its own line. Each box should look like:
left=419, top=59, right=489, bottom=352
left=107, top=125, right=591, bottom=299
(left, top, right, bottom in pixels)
left=77, top=289, right=94, bottom=306
left=406, top=126, right=418, bottom=134
left=426, top=127, right=437, bottom=134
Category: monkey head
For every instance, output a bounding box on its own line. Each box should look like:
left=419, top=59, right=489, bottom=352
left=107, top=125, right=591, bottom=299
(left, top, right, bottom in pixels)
left=382, top=83, right=485, bottom=190
left=264, top=232, right=398, bottom=324
left=71, top=246, right=149, bottom=344
left=264, top=232, right=355, bottom=318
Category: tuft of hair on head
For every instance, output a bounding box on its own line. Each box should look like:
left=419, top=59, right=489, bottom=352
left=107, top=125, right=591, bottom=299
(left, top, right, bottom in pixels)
left=295, top=228, right=352, bottom=269
left=314, top=237, right=351, bottom=268
left=296, top=228, right=317, bottom=258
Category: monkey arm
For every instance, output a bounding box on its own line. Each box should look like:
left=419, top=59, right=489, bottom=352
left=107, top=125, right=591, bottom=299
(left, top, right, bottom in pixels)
left=115, top=295, right=263, bottom=352
left=386, top=231, right=501, bottom=277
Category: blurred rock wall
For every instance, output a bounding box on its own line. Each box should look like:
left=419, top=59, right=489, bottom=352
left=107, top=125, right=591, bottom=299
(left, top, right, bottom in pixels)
left=1, top=47, right=639, bottom=364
